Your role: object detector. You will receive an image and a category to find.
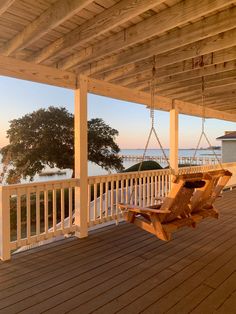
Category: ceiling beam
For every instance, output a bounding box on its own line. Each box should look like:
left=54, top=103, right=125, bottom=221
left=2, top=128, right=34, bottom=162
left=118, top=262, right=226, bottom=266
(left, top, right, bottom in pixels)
left=140, top=81, right=236, bottom=101
left=28, top=0, right=163, bottom=65
left=0, top=0, right=15, bottom=16
left=0, top=0, right=93, bottom=56
left=117, top=57, right=236, bottom=88
left=79, top=7, right=236, bottom=77
left=0, top=55, right=76, bottom=89
left=187, top=89, right=236, bottom=103
left=138, top=70, right=236, bottom=94
left=84, top=76, right=236, bottom=122
left=97, top=46, right=236, bottom=83
left=57, top=0, right=233, bottom=70
left=159, top=72, right=236, bottom=93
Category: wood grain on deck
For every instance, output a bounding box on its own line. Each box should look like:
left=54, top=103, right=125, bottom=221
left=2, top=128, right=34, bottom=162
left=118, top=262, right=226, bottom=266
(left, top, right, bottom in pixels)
left=0, top=189, right=236, bottom=314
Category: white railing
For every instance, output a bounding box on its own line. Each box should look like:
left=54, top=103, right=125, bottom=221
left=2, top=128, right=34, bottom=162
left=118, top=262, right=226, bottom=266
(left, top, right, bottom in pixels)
left=1, top=162, right=236, bottom=261
left=0, top=178, right=79, bottom=260
left=120, top=154, right=220, bottom=165
left=87, top=162, right=236, bottom=227
left=87, top=169, right=171, bottom=227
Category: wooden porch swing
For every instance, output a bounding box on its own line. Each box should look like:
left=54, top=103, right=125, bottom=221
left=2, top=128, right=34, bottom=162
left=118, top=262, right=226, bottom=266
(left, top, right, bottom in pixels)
left=118, top=58, right=232, bottom=241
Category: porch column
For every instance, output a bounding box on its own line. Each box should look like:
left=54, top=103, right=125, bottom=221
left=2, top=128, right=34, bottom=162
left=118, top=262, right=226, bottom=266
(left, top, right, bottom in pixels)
left=74, top=76, right=88, bottom=238
left=169, top=107, right=179, bottom=174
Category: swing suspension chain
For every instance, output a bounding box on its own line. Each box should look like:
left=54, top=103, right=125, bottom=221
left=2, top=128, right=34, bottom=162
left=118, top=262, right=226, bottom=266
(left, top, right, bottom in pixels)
left=128, top=56, right=173, bottom=204
left=192, top=75, right=223, bottom=169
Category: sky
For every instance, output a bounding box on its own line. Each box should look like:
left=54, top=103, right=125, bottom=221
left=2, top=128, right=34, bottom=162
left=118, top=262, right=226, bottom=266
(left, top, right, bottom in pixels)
left=0, top=76, right=235, bottom=149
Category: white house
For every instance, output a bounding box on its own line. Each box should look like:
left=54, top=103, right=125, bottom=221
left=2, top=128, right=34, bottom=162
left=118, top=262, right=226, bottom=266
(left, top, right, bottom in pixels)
left=217, top=131, right=236, bottom=163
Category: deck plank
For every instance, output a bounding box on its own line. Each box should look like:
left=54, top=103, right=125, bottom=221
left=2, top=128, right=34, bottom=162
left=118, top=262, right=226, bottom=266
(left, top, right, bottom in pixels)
left=0, top=189, right=235, bottom=314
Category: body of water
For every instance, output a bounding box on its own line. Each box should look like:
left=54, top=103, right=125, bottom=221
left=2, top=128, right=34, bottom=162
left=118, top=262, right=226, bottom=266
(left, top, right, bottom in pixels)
left=33, top=148, right=222, bottom=182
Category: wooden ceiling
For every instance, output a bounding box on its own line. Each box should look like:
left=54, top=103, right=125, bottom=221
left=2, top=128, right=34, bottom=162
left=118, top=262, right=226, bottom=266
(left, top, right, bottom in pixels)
left=0, top=0, right=236, bottom=115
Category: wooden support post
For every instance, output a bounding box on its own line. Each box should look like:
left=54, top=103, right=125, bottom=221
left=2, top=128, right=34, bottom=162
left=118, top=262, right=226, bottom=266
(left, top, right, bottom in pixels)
left=170, top=107, right=179, bottom=174
left=74, top=76, right=88, bottom=238
left=0, top=187, right=11, bottom=261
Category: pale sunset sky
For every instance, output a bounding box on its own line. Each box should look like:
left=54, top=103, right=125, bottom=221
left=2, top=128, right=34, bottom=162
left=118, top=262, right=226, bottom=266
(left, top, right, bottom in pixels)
left=0, top=76, right=235, bottom=149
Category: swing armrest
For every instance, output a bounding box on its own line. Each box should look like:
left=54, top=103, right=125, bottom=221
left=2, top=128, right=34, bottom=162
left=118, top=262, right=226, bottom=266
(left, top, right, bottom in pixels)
left=119, top=203, right=171, bottom=214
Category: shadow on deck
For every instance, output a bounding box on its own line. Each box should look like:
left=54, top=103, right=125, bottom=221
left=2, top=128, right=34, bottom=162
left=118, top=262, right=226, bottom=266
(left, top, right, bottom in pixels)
left=0, top=190, right=236, bottom=314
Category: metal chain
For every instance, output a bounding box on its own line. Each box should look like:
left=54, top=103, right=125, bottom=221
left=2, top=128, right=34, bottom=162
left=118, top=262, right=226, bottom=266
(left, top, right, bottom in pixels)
left=128, top=56, right=173, bottom=204
left=191, top=76, right=223, bottom=169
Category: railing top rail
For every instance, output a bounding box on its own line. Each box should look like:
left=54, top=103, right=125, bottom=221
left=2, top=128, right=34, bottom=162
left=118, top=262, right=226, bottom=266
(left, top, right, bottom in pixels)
left=88, top=168, right=171, bottom=182
left=178, top=162, right=236, bottom=173
left=1, top=178, right=80, bottom=191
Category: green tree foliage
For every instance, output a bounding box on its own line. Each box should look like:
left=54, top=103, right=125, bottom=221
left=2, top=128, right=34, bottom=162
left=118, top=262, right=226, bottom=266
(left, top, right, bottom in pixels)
left=1, top=106, right=123, bottom=184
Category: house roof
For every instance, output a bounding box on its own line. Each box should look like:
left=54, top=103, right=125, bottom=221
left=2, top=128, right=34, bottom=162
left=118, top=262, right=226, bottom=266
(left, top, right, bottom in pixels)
left=217, top=131, right=236, bottom=140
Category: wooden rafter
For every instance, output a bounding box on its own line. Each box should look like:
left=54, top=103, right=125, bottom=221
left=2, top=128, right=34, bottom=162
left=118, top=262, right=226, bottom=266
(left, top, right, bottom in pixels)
left=0, top=0, right=93, bottom=56
left=162, top=82, right=236, bottom=100
left=0, top=0, right=15, bottom=16
left=78, top=7, right=236, bottom=77
left=57, top=0, right=234, bottom=70
left=115, top=57, right=236, bottom=88
left=96, top=46, right=236, bottom=83
left=27, top=0, right=164, bottom=64
left=137, top=70, right=236, bottom=94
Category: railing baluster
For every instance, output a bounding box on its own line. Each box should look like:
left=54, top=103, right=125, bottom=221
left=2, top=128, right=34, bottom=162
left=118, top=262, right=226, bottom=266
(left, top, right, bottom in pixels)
left=151, top=175, right=154, bottom=205
left=143, top=176, right=146, bottom=207
left=87, top=183, right=91, bottom=223
left=105, top=181, right=108, bottom=218
left=110, top=180, right=114, bottom=217
left=115, top=179, right=119, bottom=215
left=26, top=189, right=31, bottom=241
left=125, top=178, right=128, bottom=204
left=94, top=183, right=97, bottom=221
left=147, top=176, right=150, bottom=206
left=161, top=174, right=164, bottom=197
left=69, top=186, right=72, bottom=228
left=139, top=177, right=142, bottom=206
left=36, top=187, right=40, bottom=236
left=100, top=182, right=103, bottom=219
left=44, top=189, right=48, bottom=237
left=17, top=192, right=21, bottom=244
left=134, top=177, right=137, bottom=205
left=53, top=187, right=57, bottom=232
left=61, top=187, right=65, bottom=230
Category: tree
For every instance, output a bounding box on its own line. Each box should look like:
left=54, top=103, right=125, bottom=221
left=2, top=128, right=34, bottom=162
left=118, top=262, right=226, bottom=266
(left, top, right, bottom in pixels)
left=1, top=106, right=123, bottom=184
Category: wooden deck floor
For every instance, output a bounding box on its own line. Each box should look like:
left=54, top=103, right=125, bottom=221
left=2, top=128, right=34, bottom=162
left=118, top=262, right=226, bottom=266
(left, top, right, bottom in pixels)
left=0, top=190, right=236, bottom=314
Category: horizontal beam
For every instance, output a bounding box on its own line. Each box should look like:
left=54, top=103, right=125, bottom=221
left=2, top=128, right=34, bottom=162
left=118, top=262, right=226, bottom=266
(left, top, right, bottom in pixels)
left=0, top=0, right=93, bottom=56
left=0, top=55, right=76, bottom=89
left=120, top=59, right=236, bottom=89
left=28, top=0, right=162, bottom=64
left=98, top=46, right=236, bottom=83
left=0, top=0, right=15, bottom=15
left=84, top=76, right=236, bottom=122
left=139, top=70, right=236, bottom=94
left=58, top=0, right=233, bottom=70
left=79, top=6, right=236, bottom=76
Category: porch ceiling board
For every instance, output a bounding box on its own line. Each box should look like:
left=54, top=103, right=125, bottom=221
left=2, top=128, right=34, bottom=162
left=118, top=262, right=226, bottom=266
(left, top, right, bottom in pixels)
left=0, top=1, right=235, bottom=118
left=0, top=0, right=94, bottom=56
left=78, top=6, right=236, bottom=76
left=0, top=0, right=15, bottom=16
left=96, top=46, right=236, bottom=83
left=57, top=0, right=233, bottom=71
left=27, top=0, right=164, bottom=65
